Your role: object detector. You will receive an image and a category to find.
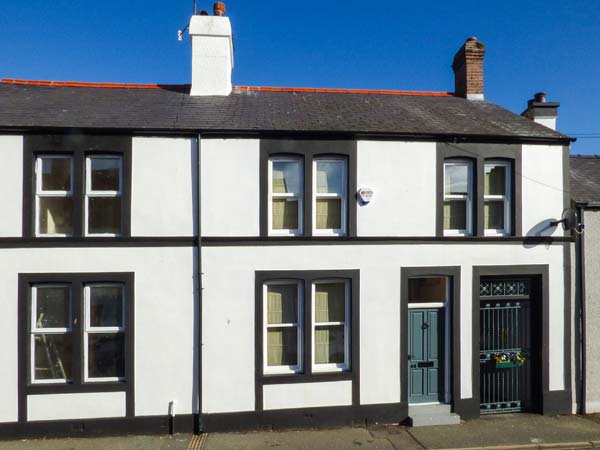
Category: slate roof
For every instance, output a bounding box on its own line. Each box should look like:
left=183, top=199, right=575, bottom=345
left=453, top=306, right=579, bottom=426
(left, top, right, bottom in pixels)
left=0, top=81, right=573, bottom=142
left=570, top=155, right=600, bottom=204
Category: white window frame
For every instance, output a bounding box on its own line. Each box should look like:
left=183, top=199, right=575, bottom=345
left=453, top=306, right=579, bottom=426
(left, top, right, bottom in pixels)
left=263, top=281, right=303, bottom=374
left=311, top=279, right=350, bottom=373
left=312, top=158, right=348, bottom=236
left=85, top=155, right=123, bottom=237
left=83, top=284, right=126, bottom=382
left=30, top=285, right=72, bottom=384
left=484, top=160, right=512, bottom=237
left=268, top=158, right=304, bottom=236
left=443, top=160, right=473, bottom=237
left=35, top=155, right=74, bottom=238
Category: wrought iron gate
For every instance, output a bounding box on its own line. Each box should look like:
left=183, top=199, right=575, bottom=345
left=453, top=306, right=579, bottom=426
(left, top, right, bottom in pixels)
left=480, top=279, right=533, bottom=414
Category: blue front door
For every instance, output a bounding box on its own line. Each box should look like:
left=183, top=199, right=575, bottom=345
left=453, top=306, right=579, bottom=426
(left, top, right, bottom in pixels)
left=408, top=309, right=444, bottom=403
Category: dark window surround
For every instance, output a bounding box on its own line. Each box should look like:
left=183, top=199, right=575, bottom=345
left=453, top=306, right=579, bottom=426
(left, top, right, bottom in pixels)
left=400, top=267, right=462, bottom=414
left=23, top=135, right=133, bottom=238
left=255, top=270, right=360, bottom=411
left=18, top=272, right=135, bottom=422
left=260, top=140, right=358, bottom=238
left=436, top=143, right=522, bottom=237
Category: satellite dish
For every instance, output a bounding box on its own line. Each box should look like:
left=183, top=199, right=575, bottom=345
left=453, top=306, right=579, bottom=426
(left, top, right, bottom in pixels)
left=551, top=208, right=582, bottom=233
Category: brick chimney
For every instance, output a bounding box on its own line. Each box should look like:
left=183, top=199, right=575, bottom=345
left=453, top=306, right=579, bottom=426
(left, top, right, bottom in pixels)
left=189, top=2, right=234, bottom=96
left=452, top=37, right=486, bottom=100
left=522, top=92, right=560, bottom=131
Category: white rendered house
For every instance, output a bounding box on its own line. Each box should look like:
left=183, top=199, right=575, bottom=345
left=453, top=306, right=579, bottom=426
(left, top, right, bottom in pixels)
left=0, top=4, right=574, bottom=437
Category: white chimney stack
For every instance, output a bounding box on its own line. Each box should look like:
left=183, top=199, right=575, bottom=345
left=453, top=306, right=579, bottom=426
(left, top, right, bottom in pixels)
left=189, top=2, right=233, bottom=96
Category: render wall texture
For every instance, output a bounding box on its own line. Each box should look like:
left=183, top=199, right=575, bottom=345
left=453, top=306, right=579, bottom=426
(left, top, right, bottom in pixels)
left=356, top=141, right=437, bottom=236
left=521, top=144, right=566, bottom=236
left=201, top=243, right=567, bottom=414
left=0, top=246, right=197, bottom=423
left=583, top=210, right=600, bottom=412
left=0, top=136, right=198, bottom=238
left=0, top=135, right=23, bottom=236
left=201, top=140, right=567, bottom=238
left=131, top=137, right=198, bottom=237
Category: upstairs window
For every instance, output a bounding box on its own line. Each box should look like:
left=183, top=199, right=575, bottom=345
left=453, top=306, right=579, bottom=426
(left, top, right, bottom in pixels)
left=25, top=135, right=131, bottom=239
left=269, top=158, right=303, bottom=236
left=313, top=159, right=347, bottom=236
left=86, top=156, right=123, bottom=236
left=260, top=142, right=357, bottom=238
left=443, top=160, right=473, bottom=236
left=484, top=161, right=511, bottom=236
left=35, top=156, right=74, bottom=237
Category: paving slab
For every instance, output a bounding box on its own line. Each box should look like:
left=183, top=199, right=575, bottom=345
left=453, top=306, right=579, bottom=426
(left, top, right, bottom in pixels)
left=203, top=427, right=396, bottom=450
left=0, top=434, right=191, bottom=450
left=369, top=425, right=424, bottom=450
left=405, top=414, right=600, bottom=449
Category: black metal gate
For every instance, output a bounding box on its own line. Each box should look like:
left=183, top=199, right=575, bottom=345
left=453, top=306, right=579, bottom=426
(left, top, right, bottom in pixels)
left=479, top=279, right=534, bottom=414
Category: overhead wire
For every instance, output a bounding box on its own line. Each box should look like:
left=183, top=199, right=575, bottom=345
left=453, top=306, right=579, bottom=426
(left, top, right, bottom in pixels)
left=444, top=141, right=570, bottom=196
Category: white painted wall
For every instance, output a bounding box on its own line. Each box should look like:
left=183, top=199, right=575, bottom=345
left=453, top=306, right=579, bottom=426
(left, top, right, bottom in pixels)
left=201, top=243, right=566, bottom=413
left=28, top=392, right=126, bottom=421
left=0, top=246, right=197, bottom=423
left=522, top=144, right=565, bottom=237
left=263, top=381, right=352, bottom=410
left=131, top=137, right=198, bottom=237
left=201, top=139, right=260, bottom=237
left=200, top=140, right=568, bottom=239
left=534, top=117, right=557, bottom=131
left=582, top=211, right=600, bottom=412
left=0, top=135, right=23, bottom=237
left=356, top=141, right=437, bottom=236
left=0, top=135, right=197, bottom=238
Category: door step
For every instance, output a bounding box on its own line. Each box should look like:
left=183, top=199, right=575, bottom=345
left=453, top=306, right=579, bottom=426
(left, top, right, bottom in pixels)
left=408, top=404, right=461, bottom=427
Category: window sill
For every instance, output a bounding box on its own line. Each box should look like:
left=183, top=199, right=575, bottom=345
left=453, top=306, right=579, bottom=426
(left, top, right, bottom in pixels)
left=26, top=380, right=127, bottom=395
left=260, top=371, right=354, bottom=385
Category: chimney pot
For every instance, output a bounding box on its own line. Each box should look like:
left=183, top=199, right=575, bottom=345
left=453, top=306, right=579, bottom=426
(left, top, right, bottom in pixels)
left=534, top=92, right=547, bottom=103
left=452, top=36, right=486, bottom=100
left=199, top=10, right=209, bottom=15
left=214, top=2, right=226, bottom=16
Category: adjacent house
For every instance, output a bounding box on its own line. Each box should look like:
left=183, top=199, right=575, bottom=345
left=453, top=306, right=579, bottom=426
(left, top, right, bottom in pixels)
left=570, top=155, right=600, bottom=415
left=0, top=4, right=575, bottom=437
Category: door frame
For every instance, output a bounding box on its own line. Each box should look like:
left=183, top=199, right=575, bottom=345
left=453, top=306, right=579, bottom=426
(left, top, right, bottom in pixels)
left=478, top=278, right=540, bottom=414
left=401, top=267, right=461, bottom=413
left=472, top=264, right=571, bottom=417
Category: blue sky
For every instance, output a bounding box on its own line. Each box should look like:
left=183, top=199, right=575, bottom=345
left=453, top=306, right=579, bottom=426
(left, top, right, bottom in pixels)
left=1, top=1, right=599, bottom=153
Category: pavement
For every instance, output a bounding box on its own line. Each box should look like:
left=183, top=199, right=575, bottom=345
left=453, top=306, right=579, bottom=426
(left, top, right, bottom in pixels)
left=3, top=414, right=600, bottom=450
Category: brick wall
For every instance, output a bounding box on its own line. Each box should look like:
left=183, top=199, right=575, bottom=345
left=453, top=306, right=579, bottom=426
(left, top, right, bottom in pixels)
left=452, top=37, right=486, bottom=98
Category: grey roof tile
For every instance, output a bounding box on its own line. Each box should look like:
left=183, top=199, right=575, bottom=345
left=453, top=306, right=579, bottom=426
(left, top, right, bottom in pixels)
left=570, top=155, right=600, bottom=204
left=0, top=84, right=572, bottom=141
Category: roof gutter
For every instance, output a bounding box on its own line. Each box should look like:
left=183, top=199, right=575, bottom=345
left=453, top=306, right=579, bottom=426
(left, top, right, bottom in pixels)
left=577, top=201, right=600, bottom=209
left=0, top=126, right=574, bottom=145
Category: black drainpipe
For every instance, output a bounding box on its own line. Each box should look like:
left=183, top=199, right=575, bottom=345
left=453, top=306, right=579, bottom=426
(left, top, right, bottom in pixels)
left=576, top=205, right=586, bottom=415
left=196, top=133, right=203, bottom=433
